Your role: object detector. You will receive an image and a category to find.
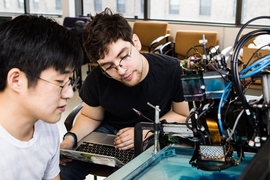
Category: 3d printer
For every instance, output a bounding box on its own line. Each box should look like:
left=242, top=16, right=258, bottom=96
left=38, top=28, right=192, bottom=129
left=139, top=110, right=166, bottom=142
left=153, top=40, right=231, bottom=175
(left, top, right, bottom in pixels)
left=134, top=16, right=270, bottom=176
left=182, top=16, right=270, bottom=172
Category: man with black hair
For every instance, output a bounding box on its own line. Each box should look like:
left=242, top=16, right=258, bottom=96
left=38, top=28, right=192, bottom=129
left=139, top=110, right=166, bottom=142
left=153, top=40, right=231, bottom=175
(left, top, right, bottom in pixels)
left=60, top=8, right=189, bottom=180
left=0, top=15, right=84, bottom=180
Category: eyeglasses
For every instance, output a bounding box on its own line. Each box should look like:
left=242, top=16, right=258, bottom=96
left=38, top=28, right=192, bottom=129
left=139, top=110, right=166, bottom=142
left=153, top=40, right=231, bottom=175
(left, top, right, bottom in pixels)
left=25, top=73, right=80, bottom=96
left=99, top=44, right=133, bottom=78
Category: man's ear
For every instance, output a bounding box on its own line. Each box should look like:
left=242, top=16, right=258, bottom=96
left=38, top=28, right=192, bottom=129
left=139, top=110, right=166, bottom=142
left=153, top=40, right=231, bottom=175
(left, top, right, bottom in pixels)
left=6, top=68, right=25, bottom=92
left=132, top=34, right=142, bottom=51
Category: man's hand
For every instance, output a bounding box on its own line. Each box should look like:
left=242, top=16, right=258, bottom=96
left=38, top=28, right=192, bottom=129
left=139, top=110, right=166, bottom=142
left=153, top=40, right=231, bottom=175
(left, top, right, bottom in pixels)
left=59, top=138, right=74, bottom=166
left=114, top=127, right=134, bottom=150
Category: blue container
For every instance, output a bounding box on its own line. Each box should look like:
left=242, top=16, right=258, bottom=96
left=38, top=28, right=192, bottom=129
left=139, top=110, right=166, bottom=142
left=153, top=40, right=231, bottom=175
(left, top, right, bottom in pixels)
left=118, top=145, right=254, bottom=180
left=181, top=74, right=205, bottom=101
left=203, top=71, right=228, bottom=99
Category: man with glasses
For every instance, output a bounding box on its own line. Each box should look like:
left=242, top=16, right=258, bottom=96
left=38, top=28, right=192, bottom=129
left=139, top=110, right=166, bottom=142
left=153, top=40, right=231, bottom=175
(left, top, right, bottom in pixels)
left=60, top=8, right=189, bottom=180
left=0, top=15, right=84, bottom=180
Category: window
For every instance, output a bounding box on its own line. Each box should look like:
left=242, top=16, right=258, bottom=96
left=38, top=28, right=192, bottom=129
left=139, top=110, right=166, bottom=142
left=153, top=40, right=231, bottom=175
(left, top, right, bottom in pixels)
left=169, top=0, right=179, bottom=14
left=79, top=0, right=269, bottom=26
left=29, top=0, right=62, bottom=15
left=83, top=0, right=142, bottom=19
left=18, top=0, right=24, bottom=9
left=4, top=0, right=10, bottom=8
left=0, top=0, right=62, bottom=16
left=94, top=0, right=102, bottom=12
left=200, top=0, right=211, bottom=16
left=55, top=0, right=61, bottom=10
left=117, top=0, right=125, bottom=13
left=28, top=0, right=62, bottom=15
left=149, top=0, right=236, bottom=24
left=233, top=0, right=236, bottom=17
left=141, top=0, right=144, bottom=14
left=33, top=0, right=39, bottom=9
left=241, top=0, right=270, bottom=25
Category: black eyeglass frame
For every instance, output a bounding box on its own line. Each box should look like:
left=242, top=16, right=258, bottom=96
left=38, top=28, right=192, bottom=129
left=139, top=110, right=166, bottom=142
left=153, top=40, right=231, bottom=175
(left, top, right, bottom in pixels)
left=24, top=72, right=80, bottom=95
left=99, top=43, right=133, bottom=78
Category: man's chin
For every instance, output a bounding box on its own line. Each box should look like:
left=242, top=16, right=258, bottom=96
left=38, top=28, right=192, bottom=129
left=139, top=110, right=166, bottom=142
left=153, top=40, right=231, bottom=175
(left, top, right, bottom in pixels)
left=122, top=81, right=137, bottom=87
left=121, top=71, right=142, bottom=87
left=45, top=115, right=61, bottom=124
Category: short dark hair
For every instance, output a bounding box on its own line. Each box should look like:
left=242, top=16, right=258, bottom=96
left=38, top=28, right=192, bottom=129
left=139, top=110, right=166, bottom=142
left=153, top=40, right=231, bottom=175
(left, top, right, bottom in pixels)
left=82, top=8, right=133, bottom=63
left=0, top=15, right=84, bottom=91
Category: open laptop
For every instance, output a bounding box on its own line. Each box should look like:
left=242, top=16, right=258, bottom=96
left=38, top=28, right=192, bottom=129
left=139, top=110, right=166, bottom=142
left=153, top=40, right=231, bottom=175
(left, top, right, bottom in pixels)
left=60, top=132, right=134, bottom=167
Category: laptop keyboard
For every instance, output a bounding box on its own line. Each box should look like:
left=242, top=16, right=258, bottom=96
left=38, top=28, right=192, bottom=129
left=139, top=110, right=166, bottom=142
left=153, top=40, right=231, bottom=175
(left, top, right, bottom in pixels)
left=76, top=142, right=134, bottom=164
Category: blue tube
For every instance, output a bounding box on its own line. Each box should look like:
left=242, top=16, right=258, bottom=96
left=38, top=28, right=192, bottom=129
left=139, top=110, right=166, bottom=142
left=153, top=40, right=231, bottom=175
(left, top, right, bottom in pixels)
left=239, top=54, right=270, bottom=75
left=240, top=60, right=270, bottom=79
left=217, top=82, right=232, bottom=135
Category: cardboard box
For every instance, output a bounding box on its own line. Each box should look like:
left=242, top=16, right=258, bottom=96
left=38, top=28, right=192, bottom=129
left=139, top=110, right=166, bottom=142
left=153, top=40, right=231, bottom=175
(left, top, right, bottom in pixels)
left=241, top=47, right=270, bottom=89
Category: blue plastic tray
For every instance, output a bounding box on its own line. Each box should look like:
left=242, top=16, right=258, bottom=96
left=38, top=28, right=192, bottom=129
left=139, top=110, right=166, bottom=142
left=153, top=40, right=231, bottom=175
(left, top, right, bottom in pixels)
left=121, top=145, right=254, bottom=180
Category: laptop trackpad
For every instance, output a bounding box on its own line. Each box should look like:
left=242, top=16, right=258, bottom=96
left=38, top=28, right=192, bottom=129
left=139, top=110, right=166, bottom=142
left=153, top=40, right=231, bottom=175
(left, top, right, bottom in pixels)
left=82, top=132, right=116, bottom=146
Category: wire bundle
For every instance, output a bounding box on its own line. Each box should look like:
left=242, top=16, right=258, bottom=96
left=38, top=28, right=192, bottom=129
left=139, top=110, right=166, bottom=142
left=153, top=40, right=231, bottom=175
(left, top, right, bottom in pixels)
left=232, top=16, right=270, bottom=110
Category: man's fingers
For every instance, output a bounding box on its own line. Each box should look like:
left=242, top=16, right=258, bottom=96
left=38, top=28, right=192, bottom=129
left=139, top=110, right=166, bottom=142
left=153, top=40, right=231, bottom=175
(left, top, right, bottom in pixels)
left=114, top=138, right=133, bottom=150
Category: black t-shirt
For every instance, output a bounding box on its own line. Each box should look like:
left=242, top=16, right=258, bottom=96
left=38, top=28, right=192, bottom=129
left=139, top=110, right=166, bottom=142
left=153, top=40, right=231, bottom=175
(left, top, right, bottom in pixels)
left=79, top=53, right=184, bottom=130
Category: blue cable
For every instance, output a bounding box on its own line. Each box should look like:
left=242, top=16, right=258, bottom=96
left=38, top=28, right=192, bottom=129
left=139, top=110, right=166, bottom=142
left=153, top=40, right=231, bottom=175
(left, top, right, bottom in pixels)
left=217, top=82, right=232, bottom=135
left=239, top=54, right=270, bottom=75
left=240, top=60, right=270, bottom=79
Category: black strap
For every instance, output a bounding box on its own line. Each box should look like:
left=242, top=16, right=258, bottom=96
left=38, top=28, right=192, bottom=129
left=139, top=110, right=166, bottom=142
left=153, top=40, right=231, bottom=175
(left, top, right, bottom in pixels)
left=63, top=132, right=77, bottom=148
